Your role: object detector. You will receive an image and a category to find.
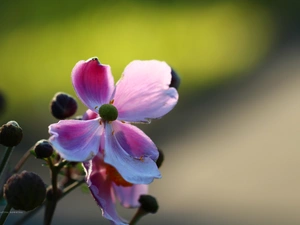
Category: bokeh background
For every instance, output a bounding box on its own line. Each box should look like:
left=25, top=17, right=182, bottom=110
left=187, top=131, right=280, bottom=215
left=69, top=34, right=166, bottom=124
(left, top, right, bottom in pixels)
left=1, top=0, right=300, bottom=224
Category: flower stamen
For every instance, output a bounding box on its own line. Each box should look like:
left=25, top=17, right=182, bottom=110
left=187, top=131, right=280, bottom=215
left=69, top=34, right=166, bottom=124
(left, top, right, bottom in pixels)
left=139, top=156, right=145, bottom=162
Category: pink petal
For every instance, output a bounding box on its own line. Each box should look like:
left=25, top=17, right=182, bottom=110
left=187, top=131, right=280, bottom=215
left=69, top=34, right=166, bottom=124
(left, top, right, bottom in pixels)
left=103, top=122, right=161, bottom=184
left=83, top=157, right=128, bottom=225
left=113, top=184, right=148, bottom=208
left=82, top=109, right=99, bottom=120
left=48, top=119, right=102, bottom=161
left=113, top=60, right=178, bottom=123
left=72, top=58, right=114, bottom=112
left=111, top=120, right=159, bottom=160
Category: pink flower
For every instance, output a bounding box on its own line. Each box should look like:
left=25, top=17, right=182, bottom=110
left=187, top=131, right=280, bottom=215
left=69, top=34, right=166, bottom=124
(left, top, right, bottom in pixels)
left=83, top=154, right=148, bottom=225
left=49, top=58, right=178, bottom=184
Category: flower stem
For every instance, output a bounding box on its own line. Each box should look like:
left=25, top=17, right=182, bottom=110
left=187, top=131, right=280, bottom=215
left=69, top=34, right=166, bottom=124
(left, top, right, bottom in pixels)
left=61, top=179, right=85, bottom=197
left=0, top=147, right=13, bottom=180
left=0, top=203, right=12, bottom=225
left=44, top=158, right=57, bottom=225
left=56, top=160, right=69, bottom=171
left=44, top=159, right=71, bottom=225
left=129, top=208, right=147, bottom=225
left=12, top=148, right=32, bottom=173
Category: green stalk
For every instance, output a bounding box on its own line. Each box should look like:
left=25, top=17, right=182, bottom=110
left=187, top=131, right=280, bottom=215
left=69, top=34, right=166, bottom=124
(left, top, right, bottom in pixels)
left=0, top=203, right=12, bottom=225
left=61, top=179, right=85, bottom=197
left=0, top=147, right=13, bottom=180
left=12, top=148, right=32, bottom=173
left=129, top=208, right=146, bottom=225
left=44, top=158, right=57, bottom=225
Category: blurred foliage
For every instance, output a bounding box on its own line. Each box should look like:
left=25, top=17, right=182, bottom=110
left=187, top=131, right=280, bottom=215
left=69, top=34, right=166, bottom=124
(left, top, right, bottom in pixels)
left=0, top=0, right=276, bottom=132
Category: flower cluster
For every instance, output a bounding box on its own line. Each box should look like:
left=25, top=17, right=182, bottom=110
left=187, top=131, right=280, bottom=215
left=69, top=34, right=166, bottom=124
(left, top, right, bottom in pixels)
left=48, top=58, right=179, bottom=224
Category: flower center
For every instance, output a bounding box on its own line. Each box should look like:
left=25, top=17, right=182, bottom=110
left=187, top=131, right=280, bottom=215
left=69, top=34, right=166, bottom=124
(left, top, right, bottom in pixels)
left=99, top=104, right=118, bottom=121
left=105, top=164, right=133, bottom=187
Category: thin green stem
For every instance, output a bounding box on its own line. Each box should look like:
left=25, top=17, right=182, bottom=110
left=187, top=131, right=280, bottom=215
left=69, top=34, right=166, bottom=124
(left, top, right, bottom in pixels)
left=56, top=160, right=69, bottom=171
left=129, top=208, right=147, bottom=225
left=47, top=158, right=57, bottom=196
left=61, top=179, right=85, bottom=197
left=44, top=157, right=57, bottom=225
left=0, top=147, right=14, bottom=180
left=43, top=159, right=72, bottom=225
left=12, top=148, right=32, bottom=174
left=0, top=203, right=12, bottom=225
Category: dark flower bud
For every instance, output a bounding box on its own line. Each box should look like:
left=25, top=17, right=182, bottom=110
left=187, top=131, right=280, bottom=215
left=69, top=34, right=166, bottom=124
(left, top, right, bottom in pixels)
left=50, top=92, right=77, bottom=119
left=138, top=195, right=159, bottom=214
left=0, top=121, right=23, bottom=147
left=4, top=171, right=46, bottom=211
left=156, top=148, right=164, bottom=168
left=34, top=139, right=54, bottom=159
left=170, top=68, right=180, bottom=90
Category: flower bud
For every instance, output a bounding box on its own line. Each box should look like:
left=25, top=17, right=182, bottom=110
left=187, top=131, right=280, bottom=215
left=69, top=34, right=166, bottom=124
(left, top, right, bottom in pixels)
left=138, top=195, right=159, bottom=214
left=50, top=92, right=77, bottom=119
left=170, top=68, right=180, bottom=90
left=0, top=121, right=23, bottom=147
left=4, top=171, right=46, bottom=211
left=156, top=148, right=164, bottom=168
left=34, top=139, right=54, bottom=159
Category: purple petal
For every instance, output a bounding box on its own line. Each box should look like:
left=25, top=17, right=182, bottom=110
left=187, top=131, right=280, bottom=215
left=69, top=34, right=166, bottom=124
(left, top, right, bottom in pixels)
left=72, top=58, right=114, bottom=112
left=113, top=60, right=178, bottom=123
left=103, top=122, right=161, bottom=184
left=82, top=109, right=99, bottom=120
left=111, top=120, right=159, bottom=160
left=83, top=156, right=128, bottom=225
left=113, top=184, right=148, bottom=208
left=49, top=119, right=102, bottom=161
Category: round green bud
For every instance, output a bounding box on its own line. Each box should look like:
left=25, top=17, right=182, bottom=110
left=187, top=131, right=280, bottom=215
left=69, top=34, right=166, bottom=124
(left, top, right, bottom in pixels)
left=99, top=104, right=118, bottom=121
left=138, top=195, right=159, bottom=214
left=0, top=121, right=23, bottom=147
left=34, top=139, right=54, bottom=159
left=4, top=171, right=46, bottom=211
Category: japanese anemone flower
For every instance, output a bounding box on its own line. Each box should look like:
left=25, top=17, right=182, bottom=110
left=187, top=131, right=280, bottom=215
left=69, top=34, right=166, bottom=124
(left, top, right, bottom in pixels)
left=49, top=58, right=178, bottom=185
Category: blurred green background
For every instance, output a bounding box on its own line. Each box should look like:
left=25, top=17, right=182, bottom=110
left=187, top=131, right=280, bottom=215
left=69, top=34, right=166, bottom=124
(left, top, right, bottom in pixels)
left=0, top=0, right=276, bottom=132
left=1, top=0, right=300, bottom=224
